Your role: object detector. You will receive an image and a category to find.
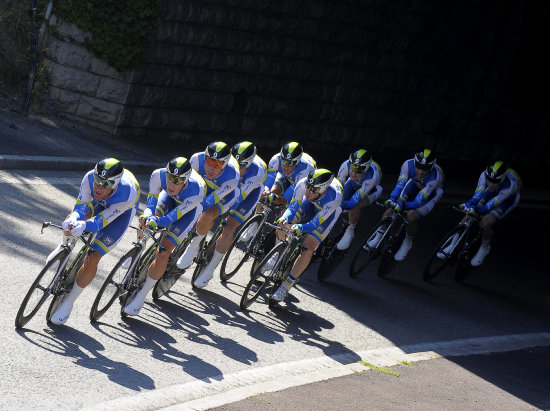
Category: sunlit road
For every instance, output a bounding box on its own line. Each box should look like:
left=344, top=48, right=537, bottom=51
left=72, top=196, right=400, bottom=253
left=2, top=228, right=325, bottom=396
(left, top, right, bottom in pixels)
left=1, top=169, right=548, bottom=410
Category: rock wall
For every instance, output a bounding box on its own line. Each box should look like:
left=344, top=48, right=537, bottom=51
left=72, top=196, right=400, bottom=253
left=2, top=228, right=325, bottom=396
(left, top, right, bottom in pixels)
left=45, top=0, right=550, bottom=176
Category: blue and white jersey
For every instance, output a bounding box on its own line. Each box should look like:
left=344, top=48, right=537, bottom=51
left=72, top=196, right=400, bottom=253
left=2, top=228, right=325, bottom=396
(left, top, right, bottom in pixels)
left=264, top=152, right=316, bottom=189
left=73, top=169, right=140, bottom=233
left=238, top=155, right=268, bottom=201
left=142, top=168, right=206, bottom=227
left=190, top=152, right=240, bottom=210
left=390, top=159, right=445, bottom=210
left=281, top=177, right=343, bottom=234
left=337, top=159, right=383, bottom=209
left=468, top=168, right=521, bottom=214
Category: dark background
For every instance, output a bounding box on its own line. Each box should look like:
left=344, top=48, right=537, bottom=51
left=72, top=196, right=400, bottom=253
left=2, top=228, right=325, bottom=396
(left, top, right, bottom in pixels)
left=113, top=0, right=549, bottom=187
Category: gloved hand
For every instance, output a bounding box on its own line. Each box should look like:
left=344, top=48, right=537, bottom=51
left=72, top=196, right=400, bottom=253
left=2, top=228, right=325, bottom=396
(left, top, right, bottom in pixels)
left=138, top=214, right=148, bottom=222
left=146, top=216, right=160, bottom=230
left=62, top=215, right=78, bottom=231
left=458, top=203, right=467, bottom=210
left=275, top=216, right=287, bottom=225
left=69, top=220, right=86, bottom=236
left=394, top=202, right=403, bottom=213
left=291, top=224, right=303, bottom=236
left=266, top=193, right=275, bottom=205
left=385, top=198, right=396, bottom=208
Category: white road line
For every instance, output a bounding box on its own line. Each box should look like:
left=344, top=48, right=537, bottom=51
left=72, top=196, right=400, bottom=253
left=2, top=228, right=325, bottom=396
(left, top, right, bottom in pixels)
left=83, top=332, right=550, bottom=411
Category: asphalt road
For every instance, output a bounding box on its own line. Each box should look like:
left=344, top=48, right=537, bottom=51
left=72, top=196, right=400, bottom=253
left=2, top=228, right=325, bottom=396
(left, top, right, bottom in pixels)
left=1, top=168, right=549, bottom=410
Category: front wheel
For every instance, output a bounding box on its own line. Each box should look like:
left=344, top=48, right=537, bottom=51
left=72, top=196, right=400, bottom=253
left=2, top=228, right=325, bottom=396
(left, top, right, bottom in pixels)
left=240, top=242, right=285, bottom=310
left=152, top=242, right=186, bottom=300
left=220, top=214, right=263, bottom=282
left=15, top=249, right=69, bottom=328
left=377, top=225, right=405, bottom=278
left=90, top=246, right=141, bottom=322
left=348, top=221, right=386, bottom=278
left=423, top=225, right=464, bottom=282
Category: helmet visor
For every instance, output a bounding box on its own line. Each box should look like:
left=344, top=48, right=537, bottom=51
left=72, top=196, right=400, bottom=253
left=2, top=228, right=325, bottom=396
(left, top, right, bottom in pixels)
left=205, top=156, right=225, bottom=170
left=350, top=163, right=366, bottom=173
left=414, top=160, right=432, bottom=171
left=167, top=173, right=187, bottom=185
left=93, top=173, right=117, bottom=188
left=281, top=157, right=299, bottom=166
left=306, top=183, right=321, bottom=194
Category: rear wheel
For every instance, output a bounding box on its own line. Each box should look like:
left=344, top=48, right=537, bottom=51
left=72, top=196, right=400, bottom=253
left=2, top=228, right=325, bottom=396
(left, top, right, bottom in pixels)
left=152, top=241, right=187, bottom=300
left=15, top=249, right=69, bottom=328
left=455, top=229, right=482, bottom=283
left=240, top=242, right=285, bottom=310
left=349, top=221, right=387, bottom=278
left=90, top=246, right=141, bottom=322
left=46, top=247, right=87, bottom=323
left=220, top=214, right=263, bottom=282
left=423, top=225, right=464, bottom=282
left=377, top=224, right=405, bottom=278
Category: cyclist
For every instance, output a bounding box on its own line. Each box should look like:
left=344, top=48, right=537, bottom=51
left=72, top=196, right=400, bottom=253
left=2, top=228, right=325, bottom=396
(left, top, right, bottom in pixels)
left=193, top=141, right=268, bottom=288
left=366, top=149, right=444, bottom=261
left=335, top=149, right=383, bottom=250
left=261, top=141, right=316, bottom=207
left=123, top=157, right=207, bottom=315
left=271, top=168, right=343, bottom=303
left=50, top=158, right=140, bottom=325
left=176, top=142, right=240, bottom=272
left=442, top=161, right=521, bottom=266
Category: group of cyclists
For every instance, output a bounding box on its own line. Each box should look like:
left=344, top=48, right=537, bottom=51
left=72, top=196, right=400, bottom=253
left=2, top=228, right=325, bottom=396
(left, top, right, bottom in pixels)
left=48, top=140, right=522, bottom=325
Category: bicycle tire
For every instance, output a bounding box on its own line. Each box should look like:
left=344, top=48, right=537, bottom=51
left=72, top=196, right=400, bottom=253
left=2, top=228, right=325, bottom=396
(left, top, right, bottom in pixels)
left=152, top=240, right=187, bottom=300
left=348, top=220, right=387, bottom=278
left=220, top=214, right=263, bottom=282
left=377, top=224, right=405, bottom=278
left=423, top=225, right=465, bottom=282
left=46, top=245, right=88, bottom=323
left=191, top=226, right=223, bottom=289
left=15, top=248, right=70, bottom=328
left=454, top=230, right=482, bottom=283
left=240, top=242, right=285, bottom=310
left=268, top=242, right=301, bottom=307
left=90, top=246, right=141, bottom=322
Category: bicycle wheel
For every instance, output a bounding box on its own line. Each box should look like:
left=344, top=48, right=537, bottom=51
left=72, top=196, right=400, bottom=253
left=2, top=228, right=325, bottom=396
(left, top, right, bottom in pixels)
left=152, top=240, right=188, bottom=300
left=348, top=221, right=386, bottom=278
left=377, top=225, right=405, bottom=278
left=423, top=225, right=465, bottom=282
left=90, top=246, right=141, bottom=322
left=240, top=242, right=285, bottom=310
left=268, top=243, right=301, bottom=307
left=15, top=249, right=70, bottom=328
left=317, top=237, right=344, bottom=282
left=46, top=246, right=88, bottom=323
left=220, top=214, right=263, bottom=282
left=191, top=227, right=222, bottom=289
left=454, top=230, right=482, bottom=283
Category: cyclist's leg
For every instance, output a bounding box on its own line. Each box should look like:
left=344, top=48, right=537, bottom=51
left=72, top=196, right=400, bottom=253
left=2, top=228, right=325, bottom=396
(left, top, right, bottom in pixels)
left=51, top=206, right=135, bottom=324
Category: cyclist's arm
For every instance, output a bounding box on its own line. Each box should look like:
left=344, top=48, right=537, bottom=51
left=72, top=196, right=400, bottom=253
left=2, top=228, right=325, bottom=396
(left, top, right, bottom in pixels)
left=476, top=179, right=517, bottom=214
left=143, top=169, right=163, bottom=218
left=390, top=161, right=409, bottom=200
left=84, top=196, right=136, bottom=233
left=71, top=172, right=95, bottom=219
left=157, top=194, right=203, bottom=227
left=403, top=179, right=438, bottom=210
left=344, top=178, right=377, bottom=210
left=336, top=160, right=349, bottom=184
left=281, top=180, right=306, bottom=222
left=203, top=174, right=239, bottom=210
left=263, top=154, right=279, bottom=190
left=466, top=172, right=487, bottom=206
left=300, top=201, right=339, bottom=233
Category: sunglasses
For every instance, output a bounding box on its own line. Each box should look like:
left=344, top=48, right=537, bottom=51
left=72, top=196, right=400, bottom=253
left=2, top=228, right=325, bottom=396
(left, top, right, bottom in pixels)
left=93, top=173, right=117, bottom=188
left=306, top=184, right=321, bottom=194
left=167, top=173, right=187, bottom=185
left=486, top=175, right=503, bottom=184
left=414, top=161, right=432, bottom=172
left=350, top=163, right=366, bottom=173
left=205, top=156, right=225, bottom=170
left=238, top=162, right=249, bottom=169
left=281, top=158, right=299, bottom=166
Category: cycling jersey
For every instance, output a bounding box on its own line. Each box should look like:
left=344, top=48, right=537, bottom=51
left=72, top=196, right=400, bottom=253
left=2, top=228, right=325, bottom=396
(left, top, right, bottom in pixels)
left=190, top=152, right=240, bottom=213
left=337, top=159, right=383, bottom=210
left=390, top=159, right=445, bottom=211
left=71, top=169, right=140, bottom=254
left=142, top=168, right=206, bottom=227
left=231, top=155, right=268, bottom=223
left=264, top=152, right=316, bottom=190
left=467, top=168, right=521, bottom=218
left=282, top=177, right=343, bottom=242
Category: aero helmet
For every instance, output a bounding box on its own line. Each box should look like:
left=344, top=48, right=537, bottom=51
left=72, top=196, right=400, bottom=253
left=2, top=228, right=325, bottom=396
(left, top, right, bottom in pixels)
left=166, top=157, right=192, bottom=185
left=306, top=168, right=334, bottom=194
left=231, top=141, right=256, bottom=169
left=94, top=158, right=124, bottom=189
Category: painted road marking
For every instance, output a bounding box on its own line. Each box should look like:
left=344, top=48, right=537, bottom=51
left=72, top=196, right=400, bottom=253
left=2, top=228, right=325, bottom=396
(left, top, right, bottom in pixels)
left=84, top=332, right=550, bottom=411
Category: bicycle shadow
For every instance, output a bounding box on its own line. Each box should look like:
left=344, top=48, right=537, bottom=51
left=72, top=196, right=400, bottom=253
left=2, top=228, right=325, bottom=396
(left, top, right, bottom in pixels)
left=15, top=326, right=154, bottom=391
left=91, top=318, right=223, bottom=381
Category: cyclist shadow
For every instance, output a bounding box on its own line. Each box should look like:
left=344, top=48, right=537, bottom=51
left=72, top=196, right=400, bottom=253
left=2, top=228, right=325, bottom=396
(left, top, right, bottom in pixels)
left=267, top=303, right=361, bottom=364
left=16, top=326, right=154, bottom=391
left=143, top=291, right=277, bottom=365
left=91, top=317, right=223, bottom=381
